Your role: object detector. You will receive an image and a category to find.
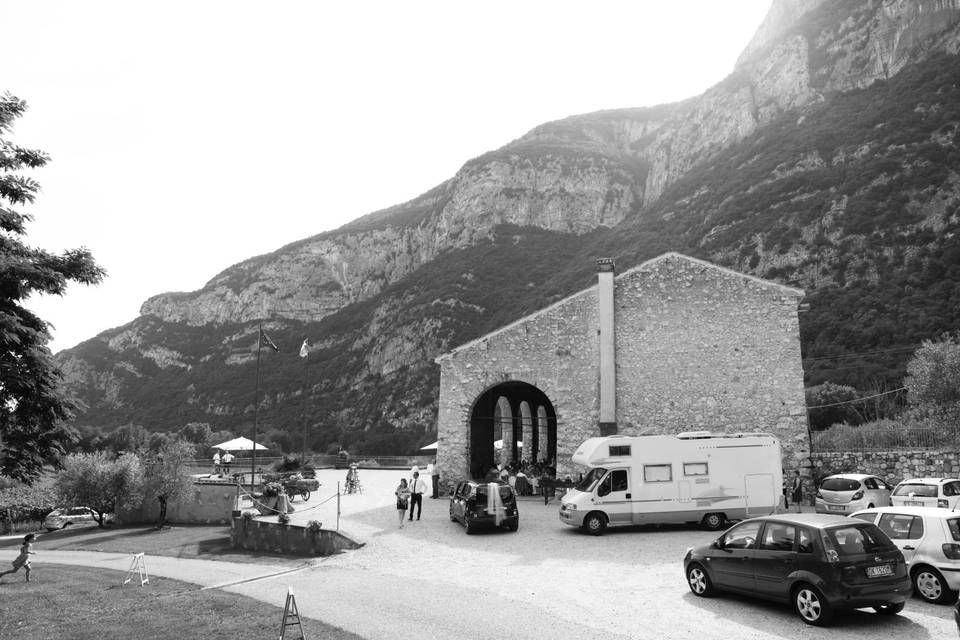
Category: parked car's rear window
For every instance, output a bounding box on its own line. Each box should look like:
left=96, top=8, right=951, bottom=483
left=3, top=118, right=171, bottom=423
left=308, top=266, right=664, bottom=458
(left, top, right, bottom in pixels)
left=892, top=483, right=938, bottom=497
left=826, top=523, right=897, bottom=555
left=475, top=484, right=514, bottom=501
left=948, top=518, right=960, bottom=542
left=821, top=478, right=861, bottom=491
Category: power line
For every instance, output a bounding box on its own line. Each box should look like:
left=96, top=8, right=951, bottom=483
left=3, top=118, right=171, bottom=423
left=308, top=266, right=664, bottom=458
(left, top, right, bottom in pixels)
left=807, top=387, right=907, bottom=409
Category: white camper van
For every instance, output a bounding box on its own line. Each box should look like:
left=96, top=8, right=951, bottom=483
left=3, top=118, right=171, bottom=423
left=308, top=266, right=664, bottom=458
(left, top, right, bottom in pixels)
left=559, top=432, right=782, bottom=535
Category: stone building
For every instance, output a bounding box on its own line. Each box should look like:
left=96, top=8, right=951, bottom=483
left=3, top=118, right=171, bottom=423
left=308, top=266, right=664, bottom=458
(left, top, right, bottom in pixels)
left=434, top=252, right=809, bottom=489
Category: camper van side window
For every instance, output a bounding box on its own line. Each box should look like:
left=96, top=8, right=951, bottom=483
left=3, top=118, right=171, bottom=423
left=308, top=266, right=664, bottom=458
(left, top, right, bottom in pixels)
left=643, top=464, right=672, bottom=483
left=609, top=445, right=631, bottom=456
left=683, top=463, right=708, bottom=476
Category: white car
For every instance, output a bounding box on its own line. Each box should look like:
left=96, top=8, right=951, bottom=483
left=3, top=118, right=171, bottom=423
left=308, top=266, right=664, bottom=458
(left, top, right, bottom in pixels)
left=815, top=473, right=893, bottom=515
left=890, top=477, right=960, bottom=510
left=851, top=506, right=960, bottom=604
left=43, top=506, right=113, bottom=531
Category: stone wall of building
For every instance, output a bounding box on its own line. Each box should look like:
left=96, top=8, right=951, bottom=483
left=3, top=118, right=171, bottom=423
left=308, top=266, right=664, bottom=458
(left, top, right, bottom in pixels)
left=436, top=253, right=809, bottom=488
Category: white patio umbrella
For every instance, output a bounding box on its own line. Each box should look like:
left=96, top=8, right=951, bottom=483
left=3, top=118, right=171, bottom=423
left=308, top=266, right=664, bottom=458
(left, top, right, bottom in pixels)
left=493, top=439, right=523, bottom=449
left=211, top=436, right=268, bottom=451
left=420, top=441, right=439, bottom=451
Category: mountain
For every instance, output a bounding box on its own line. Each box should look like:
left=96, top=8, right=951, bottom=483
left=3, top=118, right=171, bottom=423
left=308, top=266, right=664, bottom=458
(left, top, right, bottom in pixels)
left=57, top=0, right=960, bottom=453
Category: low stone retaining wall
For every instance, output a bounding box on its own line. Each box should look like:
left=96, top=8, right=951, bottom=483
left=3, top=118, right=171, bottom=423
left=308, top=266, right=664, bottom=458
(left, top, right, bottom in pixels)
left=118, top=480, right=239, bottom=525
left=805, top=449, right=960, bottom=502
left=231, top=517, right=363, bottom=556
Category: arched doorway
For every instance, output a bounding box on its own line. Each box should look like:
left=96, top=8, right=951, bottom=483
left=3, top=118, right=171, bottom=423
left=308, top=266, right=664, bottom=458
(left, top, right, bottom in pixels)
left=469, top=381, right=557, bottom=479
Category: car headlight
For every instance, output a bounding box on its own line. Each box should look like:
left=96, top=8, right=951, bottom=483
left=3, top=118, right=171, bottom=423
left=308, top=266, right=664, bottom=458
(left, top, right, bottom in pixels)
left=562, top=503, right=576, bottom=511
left=852, top=490, right=864, bottom=500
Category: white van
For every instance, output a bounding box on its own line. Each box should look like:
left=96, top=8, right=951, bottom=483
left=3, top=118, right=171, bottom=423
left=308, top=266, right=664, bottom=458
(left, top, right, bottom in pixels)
left=559, top=432, right=783, bottom=535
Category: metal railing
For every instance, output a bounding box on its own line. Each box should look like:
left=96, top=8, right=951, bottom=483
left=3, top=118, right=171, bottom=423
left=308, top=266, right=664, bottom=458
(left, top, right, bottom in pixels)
left=810, top=426, right=960, bottom=452
left=185, top=454, right=435, bottom=474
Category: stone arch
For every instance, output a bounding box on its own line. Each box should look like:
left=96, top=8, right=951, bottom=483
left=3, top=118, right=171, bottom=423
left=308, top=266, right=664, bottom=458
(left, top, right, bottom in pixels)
left=469, top=380, right=557, bottom=479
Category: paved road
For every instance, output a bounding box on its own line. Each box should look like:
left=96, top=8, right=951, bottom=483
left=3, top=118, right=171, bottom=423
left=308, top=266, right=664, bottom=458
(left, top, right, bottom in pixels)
left=3, top=470, right=957, bottom=639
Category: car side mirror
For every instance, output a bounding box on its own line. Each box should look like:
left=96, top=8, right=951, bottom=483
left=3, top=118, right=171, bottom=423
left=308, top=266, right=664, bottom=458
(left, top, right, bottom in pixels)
left=712, top=539, right=722, bottom=550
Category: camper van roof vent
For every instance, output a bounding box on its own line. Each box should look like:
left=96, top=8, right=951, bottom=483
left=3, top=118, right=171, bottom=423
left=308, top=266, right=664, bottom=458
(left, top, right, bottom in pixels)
left=677, top=431, right=714, bottom=439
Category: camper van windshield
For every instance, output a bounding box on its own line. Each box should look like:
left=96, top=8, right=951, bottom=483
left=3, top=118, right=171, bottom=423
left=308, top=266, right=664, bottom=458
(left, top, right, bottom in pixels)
left=577, top=468, right=607, bottom=492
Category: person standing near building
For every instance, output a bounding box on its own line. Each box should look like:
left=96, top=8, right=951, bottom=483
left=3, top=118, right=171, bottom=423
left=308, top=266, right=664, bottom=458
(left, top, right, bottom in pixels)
left=222, top=450, right=234, bottom=474
left=212, top=450, right=222, bottom=475
left=430, top=458, right=441, bottom=499
left=791, top=470, right=803, bottom=513
left=408, top=470, right=428, bottom=520
left=395, top=478, right=410, bottom=528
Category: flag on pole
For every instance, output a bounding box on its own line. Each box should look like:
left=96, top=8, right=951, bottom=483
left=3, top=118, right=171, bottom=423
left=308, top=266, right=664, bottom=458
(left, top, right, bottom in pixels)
left=260, top=328, right=279, bottom=352
left=299, top=339, right=309, bottom=358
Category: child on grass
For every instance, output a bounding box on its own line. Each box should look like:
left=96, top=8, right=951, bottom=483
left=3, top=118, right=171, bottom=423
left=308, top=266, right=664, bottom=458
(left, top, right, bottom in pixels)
left=0, top=533, right=36, bottom=582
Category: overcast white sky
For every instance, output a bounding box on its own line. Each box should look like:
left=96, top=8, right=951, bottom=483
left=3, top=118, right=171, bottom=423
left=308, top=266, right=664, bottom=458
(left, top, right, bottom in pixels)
left=2, top=0, right=771, bottom=353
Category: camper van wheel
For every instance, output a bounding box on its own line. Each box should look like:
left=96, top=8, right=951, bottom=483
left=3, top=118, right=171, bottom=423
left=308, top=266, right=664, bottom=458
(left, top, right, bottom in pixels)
left=702, top=513, right=726, bottom=531
left=582, top=512, right=607, bottom=536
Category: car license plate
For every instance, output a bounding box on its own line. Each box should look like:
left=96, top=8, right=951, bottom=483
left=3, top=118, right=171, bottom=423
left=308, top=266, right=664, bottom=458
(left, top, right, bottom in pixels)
left=827, top=505, right=844, bottom=511
left=866, top=565, right=893, bottom=578
left=905, top=501, right=923, bottom=506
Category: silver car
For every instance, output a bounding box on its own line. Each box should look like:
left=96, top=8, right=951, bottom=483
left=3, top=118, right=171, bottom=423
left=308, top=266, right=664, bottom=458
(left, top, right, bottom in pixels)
left=852, top=506, right=960, bottom=604
left=43, top=506, right=113, bottom=531
left=815, top=473, right=893, bottom=515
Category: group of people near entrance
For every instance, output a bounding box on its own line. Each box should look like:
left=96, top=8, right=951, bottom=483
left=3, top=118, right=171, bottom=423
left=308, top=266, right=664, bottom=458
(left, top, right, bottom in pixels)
left=394, top=462, right=441, bottom=528
left=485, top=459, right=558, bottom=498
left=211, top=449, right=235, bottom=476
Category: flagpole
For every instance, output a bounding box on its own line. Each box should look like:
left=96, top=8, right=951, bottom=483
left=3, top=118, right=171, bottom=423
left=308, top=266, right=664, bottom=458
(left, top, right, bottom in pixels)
left=252, top=322, right=263, bottom=490
left=297, top=339, right=313, bottom=463
left=300, top=350, right=308, bottom=462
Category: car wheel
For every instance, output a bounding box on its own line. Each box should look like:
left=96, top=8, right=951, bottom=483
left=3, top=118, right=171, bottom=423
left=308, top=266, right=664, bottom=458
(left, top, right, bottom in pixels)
left=582, top=512, right=606, bottom=536
left=465, top=518, right=474, bottom=535
left=914, top=566, right=955, bottom=604
left=449, top=506, right=457, bottom=522
left=702, top=513, right=725, bottom=531
left=507, top=521, right=518, bottom=532
left=62, top=522, right=71, bottom=529
left=793, top=584, right=833, bottom=626
left=686, top=563, right=715, bottom=597
left=301, top=490, right=310, bottom=501
left=867, top=503, right=874, bottom=509
left=873, top=602, right=905, bottom=615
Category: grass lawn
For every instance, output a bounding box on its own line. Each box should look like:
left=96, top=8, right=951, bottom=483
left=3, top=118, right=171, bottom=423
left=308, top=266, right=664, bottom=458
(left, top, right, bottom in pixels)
left=0, top=563, right=363, bottom=640
left=1, top=523, right=287, bottom=564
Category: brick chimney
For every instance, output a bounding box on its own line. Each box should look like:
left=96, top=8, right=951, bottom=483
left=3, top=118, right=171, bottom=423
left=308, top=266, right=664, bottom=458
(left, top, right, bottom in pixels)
left=597, top=258, right=617, bottom=436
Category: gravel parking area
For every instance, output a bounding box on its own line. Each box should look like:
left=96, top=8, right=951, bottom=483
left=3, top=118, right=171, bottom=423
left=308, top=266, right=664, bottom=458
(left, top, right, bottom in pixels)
left=227, top=469, right=958, bottom=639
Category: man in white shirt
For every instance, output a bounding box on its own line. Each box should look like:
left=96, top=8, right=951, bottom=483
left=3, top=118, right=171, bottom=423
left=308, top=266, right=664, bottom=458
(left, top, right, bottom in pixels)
left=408, top=470, right=429, bottom=520
left=222, top=451, right=235, bottom=474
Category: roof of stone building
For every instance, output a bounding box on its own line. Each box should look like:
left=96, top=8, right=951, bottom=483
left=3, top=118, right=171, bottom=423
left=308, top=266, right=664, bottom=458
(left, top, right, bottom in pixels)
left=435, top=251, right=806, bottom=363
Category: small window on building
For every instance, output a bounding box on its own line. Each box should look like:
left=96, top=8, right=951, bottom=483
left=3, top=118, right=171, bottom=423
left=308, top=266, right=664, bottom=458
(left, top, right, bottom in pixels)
left=644, top=464, right=672, bottom=483
left=609, top=445, right=631, bottom=457
left=683, top=462, right=709, bottom=476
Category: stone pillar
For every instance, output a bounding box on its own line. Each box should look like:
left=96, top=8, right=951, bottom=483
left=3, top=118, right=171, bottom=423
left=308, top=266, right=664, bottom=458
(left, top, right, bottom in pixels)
left=538, top=405, right=549, bottom=463
left=521, top=401, right=533, bottom=464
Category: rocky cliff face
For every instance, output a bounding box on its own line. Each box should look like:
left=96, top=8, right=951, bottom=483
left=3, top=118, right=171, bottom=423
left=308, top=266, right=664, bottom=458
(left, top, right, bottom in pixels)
left=60, top=1, right=960, bottom=447
left=138, top=1, right=960, bottom=332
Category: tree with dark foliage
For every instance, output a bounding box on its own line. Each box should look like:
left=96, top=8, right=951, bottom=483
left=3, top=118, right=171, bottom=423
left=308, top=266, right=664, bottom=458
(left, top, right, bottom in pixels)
left=0, top=94, right=104, bottom=482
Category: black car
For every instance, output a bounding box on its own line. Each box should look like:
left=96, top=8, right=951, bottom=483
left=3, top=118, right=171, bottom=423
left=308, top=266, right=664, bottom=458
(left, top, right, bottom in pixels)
left=683, top=513, right=911, bottom=626
left=449, top=479, right=519, bottom=534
